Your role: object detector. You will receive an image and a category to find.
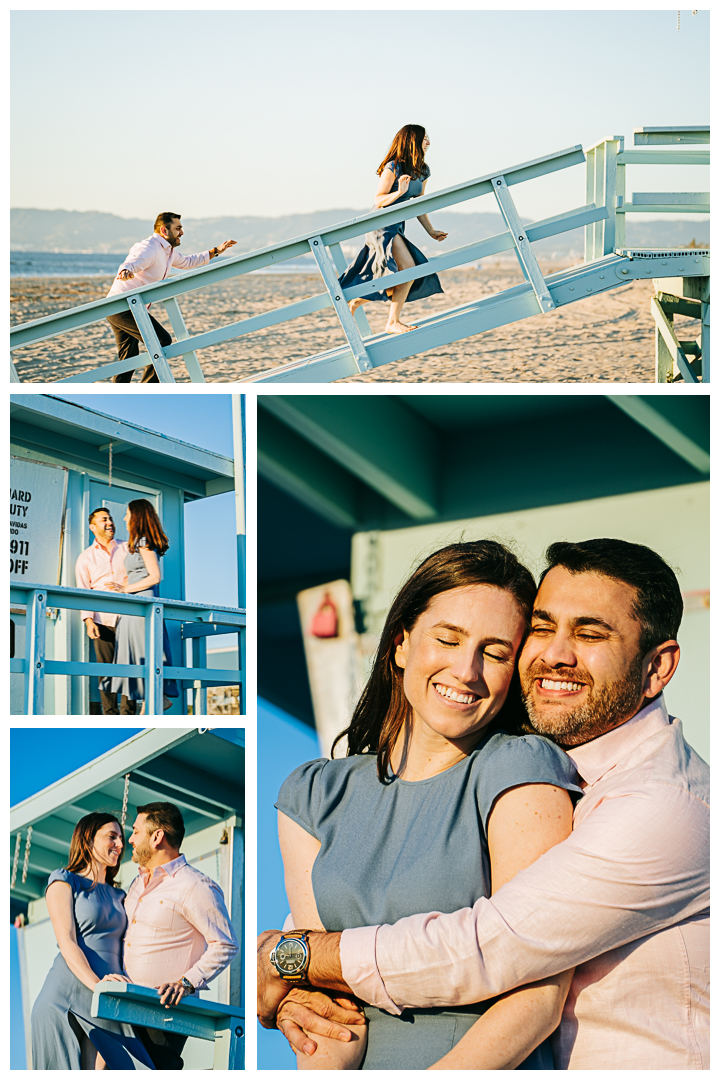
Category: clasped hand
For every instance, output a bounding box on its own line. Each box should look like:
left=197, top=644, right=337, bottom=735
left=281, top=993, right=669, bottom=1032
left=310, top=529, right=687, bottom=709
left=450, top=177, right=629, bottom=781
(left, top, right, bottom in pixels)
left=257, top=930, right=364, bottom=1057
left=277, top=988, right=366, bottom=1057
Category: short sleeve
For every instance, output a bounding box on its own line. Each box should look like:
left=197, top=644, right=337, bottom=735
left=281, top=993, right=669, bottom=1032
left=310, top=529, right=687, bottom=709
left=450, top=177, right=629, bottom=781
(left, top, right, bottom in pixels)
left=477, top=735, right=583, bottom=826
left=384, top=160, right=401, bottom=178
left=46, top=867, right=78, bottom=894
left=421, top=164, right=430, bottom=180
left=276, top=758, right=329, bottom=839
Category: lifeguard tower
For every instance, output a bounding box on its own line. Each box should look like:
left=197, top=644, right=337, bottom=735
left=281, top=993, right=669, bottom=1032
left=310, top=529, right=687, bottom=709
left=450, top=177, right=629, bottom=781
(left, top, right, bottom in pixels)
left=257, top=395, right=709, bottom=760
left=11, top=728, right=245, bottom=1069
left=10, top=395, right=246, bottom=715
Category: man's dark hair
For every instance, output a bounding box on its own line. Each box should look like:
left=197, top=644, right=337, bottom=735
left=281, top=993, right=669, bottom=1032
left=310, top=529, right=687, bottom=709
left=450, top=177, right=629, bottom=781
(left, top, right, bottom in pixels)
left=154, top=212, right=181, bottom=233
left=137, top=801, right=185, bottom=850
left=88, top=506, right=109, bottom=526
left=540, top=539, right=683, bottom=655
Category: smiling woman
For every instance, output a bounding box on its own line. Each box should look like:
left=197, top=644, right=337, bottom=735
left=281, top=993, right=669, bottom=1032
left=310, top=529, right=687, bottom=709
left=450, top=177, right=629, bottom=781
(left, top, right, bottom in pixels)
left=31, top=812, right=154, bottom=1070
left=270, top=540, right=583, bottom=1070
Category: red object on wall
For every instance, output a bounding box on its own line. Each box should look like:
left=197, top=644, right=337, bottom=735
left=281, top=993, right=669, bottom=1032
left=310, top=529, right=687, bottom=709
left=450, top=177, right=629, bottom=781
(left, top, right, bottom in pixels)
left=310, top=593, right=339, bottom=638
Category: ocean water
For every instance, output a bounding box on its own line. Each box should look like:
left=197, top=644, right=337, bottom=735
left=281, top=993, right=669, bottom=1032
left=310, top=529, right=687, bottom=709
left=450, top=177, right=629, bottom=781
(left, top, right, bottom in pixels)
left=10, top=251, right=323, bottom=278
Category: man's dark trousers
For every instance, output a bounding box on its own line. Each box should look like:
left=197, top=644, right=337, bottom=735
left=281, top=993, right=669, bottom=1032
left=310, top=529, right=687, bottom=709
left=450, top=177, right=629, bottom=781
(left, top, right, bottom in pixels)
left=106, top=310, right=172, bottom=383
left=91, top=623, right=136, bottom=715
left=137, top=1028, right=187, bottom=1070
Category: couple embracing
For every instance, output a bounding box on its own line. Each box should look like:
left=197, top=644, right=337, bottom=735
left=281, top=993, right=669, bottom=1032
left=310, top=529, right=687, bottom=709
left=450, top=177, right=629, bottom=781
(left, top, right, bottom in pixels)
left=32, top=801, right=238, bottom=1069
left=75, top=500, right=178, bottom=715
left=258, top=537, right=709, bottom=1070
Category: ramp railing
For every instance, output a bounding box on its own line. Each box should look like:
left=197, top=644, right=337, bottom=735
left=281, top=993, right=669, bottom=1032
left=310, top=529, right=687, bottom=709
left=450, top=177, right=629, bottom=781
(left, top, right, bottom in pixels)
left=92, top=983, right=244, bottom=1069
left=10, top=583, right=246, bottom=716
left=10, top=128, right=709, bottom=384
left=11, top=143, right=601, bottom=381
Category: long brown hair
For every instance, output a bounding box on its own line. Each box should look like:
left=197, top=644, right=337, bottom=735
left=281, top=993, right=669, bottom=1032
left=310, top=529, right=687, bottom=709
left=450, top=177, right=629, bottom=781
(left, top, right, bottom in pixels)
left=377, top=124, right=429, bottom=181
left=332, top=540, right=536, bottom=782
left=127, top=498, right=169, bottom=555
left=66, top=812, right=124, bottom=887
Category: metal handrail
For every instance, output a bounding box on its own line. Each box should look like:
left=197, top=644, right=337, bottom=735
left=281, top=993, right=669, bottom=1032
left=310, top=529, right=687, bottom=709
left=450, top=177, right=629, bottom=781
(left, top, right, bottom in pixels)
left=11, top=145, right=587, bottom=380
left=10, top=129, right=709, bottom=383
left=10, top=582, right=245, bottom=716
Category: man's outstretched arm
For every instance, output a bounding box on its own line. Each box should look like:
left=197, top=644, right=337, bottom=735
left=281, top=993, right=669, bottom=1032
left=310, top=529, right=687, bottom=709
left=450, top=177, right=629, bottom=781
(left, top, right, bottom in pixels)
left=259, top=786, right=708, bottom=1028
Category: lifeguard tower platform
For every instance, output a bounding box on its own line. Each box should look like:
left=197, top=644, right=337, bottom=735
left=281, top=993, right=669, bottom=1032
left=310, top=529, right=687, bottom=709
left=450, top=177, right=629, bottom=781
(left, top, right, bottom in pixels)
left=11, top=728, right=245, bottom=1069
left=10, top=396, right=246, bottom=715
left=9, top=126, right=708, bottom=383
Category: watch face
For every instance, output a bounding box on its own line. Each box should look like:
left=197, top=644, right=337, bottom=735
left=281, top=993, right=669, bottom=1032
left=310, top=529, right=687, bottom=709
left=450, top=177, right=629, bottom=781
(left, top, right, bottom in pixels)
left=276, top=939, right=307, bottom=974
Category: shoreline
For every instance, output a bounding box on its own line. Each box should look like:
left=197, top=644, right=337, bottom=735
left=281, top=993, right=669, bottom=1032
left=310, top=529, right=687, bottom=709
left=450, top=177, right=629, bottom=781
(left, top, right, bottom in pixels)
left=11, top=268, right=691, bottom=383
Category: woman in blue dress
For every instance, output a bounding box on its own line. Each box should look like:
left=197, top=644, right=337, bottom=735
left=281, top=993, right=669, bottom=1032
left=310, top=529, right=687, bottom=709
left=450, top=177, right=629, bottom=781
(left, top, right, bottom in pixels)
left=339, top=123, right=448, bottom=334
left=31, top=812, right=155, bottom=1070
left=275, top=541, right=582, bottom=1069
left=109, top=499, right=179, bottom=714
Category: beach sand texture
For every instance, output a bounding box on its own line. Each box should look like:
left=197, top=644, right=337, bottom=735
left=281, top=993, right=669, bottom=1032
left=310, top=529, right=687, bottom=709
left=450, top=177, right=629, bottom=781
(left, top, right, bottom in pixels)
left=11, top=266, right=699, bottom=383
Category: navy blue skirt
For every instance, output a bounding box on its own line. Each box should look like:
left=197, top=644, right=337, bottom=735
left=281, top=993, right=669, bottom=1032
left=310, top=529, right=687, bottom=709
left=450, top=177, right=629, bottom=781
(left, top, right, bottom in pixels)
left=339, top=221, right=443, bottom=304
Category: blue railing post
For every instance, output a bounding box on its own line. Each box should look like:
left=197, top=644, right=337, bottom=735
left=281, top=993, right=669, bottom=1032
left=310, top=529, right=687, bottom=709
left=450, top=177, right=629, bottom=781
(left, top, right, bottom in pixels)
left=144, top=602, right=164, bottom=714
left=126, top=296, right=175, bottom=383
left=585, top=137, right=624, bottom=260
left=309, top=236, right=373, bottom=372
left=329, top=242, right=373, bottom=337
left=192, top=634, right=208, bottom=716
left=26, top=589, right=47, bottom=715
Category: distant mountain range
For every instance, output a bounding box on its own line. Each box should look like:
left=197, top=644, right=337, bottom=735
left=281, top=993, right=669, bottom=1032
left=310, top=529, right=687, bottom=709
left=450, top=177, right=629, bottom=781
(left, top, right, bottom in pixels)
left=11, top=207, right=708, bottom=260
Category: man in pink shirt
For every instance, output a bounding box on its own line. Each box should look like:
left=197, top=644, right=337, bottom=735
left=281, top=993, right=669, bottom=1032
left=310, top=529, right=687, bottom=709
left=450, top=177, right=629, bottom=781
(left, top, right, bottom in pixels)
left=123, top=801, right=239, bottom=1069
left=74, top=506, right=133, bottom=714
left=257, top=538, right=709, bottom=1069
left=106, top=212, right=236, bottom=383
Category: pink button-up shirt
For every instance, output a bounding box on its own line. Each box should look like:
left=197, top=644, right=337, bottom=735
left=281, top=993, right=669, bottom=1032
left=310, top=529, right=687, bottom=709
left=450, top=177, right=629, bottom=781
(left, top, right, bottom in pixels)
left=340, top=696, right=709, bottom=1069
left=107, top=233, right=210, bottom=300
left=123, top=855, right=238, bottom=991
left=75, top=539, right=129, bottom=627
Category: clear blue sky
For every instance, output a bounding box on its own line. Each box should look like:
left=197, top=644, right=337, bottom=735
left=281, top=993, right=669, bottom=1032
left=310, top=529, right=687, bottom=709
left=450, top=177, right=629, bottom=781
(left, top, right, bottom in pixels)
left=257, top=699, right=321, bottom=1069
left=11, top=8, right=709, bottom=223
left=54, top=394, right=240, bottom=624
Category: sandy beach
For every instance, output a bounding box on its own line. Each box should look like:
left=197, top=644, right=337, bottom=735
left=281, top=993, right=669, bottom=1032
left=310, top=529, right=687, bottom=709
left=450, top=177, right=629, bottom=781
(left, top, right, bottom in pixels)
left=11, top=265, right=699, bottom=383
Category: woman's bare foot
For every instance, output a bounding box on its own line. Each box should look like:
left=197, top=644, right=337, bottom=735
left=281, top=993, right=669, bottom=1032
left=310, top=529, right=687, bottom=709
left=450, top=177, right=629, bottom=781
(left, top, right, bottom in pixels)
left=349, top=298, right=368, bottom=316
left=385, top=320, right=417, bottom=334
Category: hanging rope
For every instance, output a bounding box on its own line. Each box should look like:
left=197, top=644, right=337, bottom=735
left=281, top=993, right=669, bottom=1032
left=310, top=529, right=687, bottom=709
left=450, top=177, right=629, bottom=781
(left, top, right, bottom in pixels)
left=108, top=441, right=113, bottom=488
left=21, top=827, right=33, bottom=885
left=120, top=773, right=131, bottom=832
left=11, top=832, right=22, bottom=890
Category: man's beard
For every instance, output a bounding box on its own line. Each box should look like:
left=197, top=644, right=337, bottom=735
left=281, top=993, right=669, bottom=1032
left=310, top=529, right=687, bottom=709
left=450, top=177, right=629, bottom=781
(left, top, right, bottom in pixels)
left=132, top=839, right=152, bottom=865
left=520, top=652, right=645, bottom=748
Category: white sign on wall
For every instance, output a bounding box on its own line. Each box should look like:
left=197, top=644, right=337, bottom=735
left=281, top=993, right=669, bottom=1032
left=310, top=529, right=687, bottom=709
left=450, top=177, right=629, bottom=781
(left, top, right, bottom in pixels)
left=10, top=457, right=68, bottom=585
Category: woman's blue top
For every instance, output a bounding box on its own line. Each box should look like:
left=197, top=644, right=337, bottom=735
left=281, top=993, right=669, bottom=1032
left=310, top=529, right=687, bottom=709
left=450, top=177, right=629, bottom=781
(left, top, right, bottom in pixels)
left=277, top=729, right=582, bottom=1069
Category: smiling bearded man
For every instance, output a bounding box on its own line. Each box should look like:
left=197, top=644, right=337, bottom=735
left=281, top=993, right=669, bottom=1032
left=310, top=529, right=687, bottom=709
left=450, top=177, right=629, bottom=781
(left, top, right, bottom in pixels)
left=519, top=547, right=656, bottom=747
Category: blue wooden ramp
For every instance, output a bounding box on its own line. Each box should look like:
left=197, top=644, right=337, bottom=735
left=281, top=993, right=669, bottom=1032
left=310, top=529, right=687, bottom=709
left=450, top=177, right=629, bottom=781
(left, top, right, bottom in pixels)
left=10, top=126, right=709, bottom=383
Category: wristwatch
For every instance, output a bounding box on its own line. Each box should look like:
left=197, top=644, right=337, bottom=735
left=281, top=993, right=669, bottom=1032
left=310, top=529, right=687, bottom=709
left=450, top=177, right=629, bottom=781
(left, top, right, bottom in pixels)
left=180, top=977, right=195, bottom=994
left=269, top=930, right=310, bottom=982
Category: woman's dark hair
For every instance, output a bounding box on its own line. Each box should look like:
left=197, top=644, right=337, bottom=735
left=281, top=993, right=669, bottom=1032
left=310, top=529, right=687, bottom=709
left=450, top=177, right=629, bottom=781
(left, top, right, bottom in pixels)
left=66, top=812, right=124, bottom=887
left=333, top=540, right=536, bottom=781
left=127, top=498, right=169, bottom=556
left=541, top=539, right=683, bottom=656
left=378, top=124, right=429, bottom=181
